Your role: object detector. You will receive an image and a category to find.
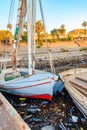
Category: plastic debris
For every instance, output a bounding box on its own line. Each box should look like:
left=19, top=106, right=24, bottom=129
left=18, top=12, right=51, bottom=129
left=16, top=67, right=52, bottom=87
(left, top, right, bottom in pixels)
left=41, top=125, right=55, bottom=130
left=70, top=106, right=75, bottom=116
left=39, top=122, right=50, bottom=128
left=29, top=105, right=39, bottom=109
left=53, top=80, right=64, bottom=96
left=75, top=124, right=80, bottom=130
left=29, top=117, right=43, bottom=122
left=27, top=108, right=40, bottom=114
left=24, top=115, right=32, bottom=121
left=71, top=116, right=78, bottom=123
left=20, top=103, right=27, bottom=106
left=81, top=118, right=87, bottom=125
left=19, top=97, right=26, bottom=101
left=64, top=123, right=73, bottom=127
left=80, top=127, right=84, bottom=130
left=58, top=121, right=67, bottom=130
left=41, top=101, right=49, bottom=105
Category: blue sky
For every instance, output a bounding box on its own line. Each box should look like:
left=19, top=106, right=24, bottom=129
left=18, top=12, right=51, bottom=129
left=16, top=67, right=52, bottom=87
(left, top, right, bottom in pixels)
left=0, top=0, right=87, bottom=33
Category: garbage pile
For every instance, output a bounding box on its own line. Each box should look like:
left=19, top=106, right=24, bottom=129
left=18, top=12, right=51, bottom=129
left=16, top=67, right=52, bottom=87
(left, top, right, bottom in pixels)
left=2, top=89, right=87, bottom=130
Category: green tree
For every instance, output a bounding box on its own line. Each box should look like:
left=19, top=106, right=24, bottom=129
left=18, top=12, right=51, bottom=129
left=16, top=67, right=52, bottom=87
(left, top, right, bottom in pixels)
left=0, top=30, right=13, bottom=42
left=35, top=20, right=44, bottom=42
left=60, top=24, right=66, bottom=37
left=82, top=21, right=87, bottom=36
left=7, top=23, right=12, bottom=30
left=51, top=29, right=57, bottom=42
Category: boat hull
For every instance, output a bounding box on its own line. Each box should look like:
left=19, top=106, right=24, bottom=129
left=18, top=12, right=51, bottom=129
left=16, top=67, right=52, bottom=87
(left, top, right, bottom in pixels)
left=0, top=69, right=58, bottom=101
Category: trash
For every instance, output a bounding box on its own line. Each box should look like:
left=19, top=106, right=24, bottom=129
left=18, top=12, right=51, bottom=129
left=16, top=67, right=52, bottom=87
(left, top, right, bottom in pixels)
left=44, top=114, right=50, bottom=120
left=41, top=101, right=49, bottom=105
left=70, top=106, right=75, bottom=116
left=61, top=111, right=65, bottom=117
left=64, top=123, right=73, bottom=127
left=28, top=124, right=33, bottom=129
left=81, top=118, right=87, bottom=125
left=80, top=127, right=84, bottom=130
left=30, top=117, right=43, bottom=122
left=19, top=97, right=26, bottom=101
left=24, top=115, right=32, bottom=121
left=58, top=121, right=67, bottom=130
left=29, top=105, right=39, bottom=109
left=2, top=88, right=87, bottom=130
left=71, top=116, right=78, bottom=123
left=68, top=117, right=72, bottom=123
left=75, top=124, right=80, bottom=130
left=20, top=111, right=25, bottom=115
left=39, top=122, right=50, bottom=128
left=62, top=103, right=66, bottom=108
left=52, top=97, right=57, bottom=103
left=53, top=80, right=64, bottom=96
left=41, top=125, right=55, bottom=130
left=57, top=109, right=61, bottom=113
left=27, top=108, right=40, bottom=114
left=20, top=103, right=27, bottom=106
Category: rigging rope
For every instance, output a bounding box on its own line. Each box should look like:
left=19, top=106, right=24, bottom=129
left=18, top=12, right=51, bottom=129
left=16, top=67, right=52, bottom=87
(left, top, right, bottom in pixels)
left=8, top=0, right=15, bottom=24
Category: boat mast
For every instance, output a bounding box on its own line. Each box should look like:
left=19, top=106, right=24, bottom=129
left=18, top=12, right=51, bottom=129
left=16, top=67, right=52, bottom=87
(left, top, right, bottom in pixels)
left=32, top=0, right=36, bottom=73
left=26, top=0, right=33, bottom=75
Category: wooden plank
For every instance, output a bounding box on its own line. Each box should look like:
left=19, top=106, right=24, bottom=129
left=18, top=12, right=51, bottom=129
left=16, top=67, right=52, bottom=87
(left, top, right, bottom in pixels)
left=75, top=73, right=87, bottom=83
left=69, top=78, right=87, bottom=90
left=70, top=82, right=87, bottom=96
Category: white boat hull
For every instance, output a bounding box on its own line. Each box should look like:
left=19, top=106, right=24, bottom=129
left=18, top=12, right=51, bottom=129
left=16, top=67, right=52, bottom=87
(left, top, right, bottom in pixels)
left=0, top=68, right=58, bottom=101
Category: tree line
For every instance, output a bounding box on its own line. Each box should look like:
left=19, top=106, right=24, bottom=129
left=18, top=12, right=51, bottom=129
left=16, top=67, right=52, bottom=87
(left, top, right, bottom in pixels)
left=0, top=20, right=87, bottom=46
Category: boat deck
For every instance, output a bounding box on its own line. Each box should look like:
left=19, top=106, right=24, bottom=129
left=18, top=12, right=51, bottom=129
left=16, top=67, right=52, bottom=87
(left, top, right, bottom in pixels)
left=0, top=92, right=30, bottom=130
left=59, top=68, right=87, bottom=118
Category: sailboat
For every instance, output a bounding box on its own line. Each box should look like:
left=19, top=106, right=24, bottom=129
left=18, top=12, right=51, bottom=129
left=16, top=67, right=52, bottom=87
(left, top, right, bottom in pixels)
left=0, top=0, right=58, bottom=101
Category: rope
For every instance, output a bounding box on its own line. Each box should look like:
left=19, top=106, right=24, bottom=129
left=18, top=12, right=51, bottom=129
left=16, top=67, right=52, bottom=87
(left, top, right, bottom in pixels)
left=39, top=0, right=55, bottom=74
left=8, top=0, right=15, bottom=24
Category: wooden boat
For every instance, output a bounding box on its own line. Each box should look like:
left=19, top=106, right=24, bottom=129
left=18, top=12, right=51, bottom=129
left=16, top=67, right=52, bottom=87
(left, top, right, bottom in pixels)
left=0, top=68, right=58, bottom=101
left=59, top=68, right=87, bottom=118
left=0, top=0, right=58, bottom=101
left=0, top=92, right=30, bottom=130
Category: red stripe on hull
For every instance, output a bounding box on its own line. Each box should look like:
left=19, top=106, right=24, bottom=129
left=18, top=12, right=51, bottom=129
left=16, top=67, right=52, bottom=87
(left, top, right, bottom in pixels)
left=14, top=93, right=52, bottom=101
left=5, top=81, right=50, bottom=90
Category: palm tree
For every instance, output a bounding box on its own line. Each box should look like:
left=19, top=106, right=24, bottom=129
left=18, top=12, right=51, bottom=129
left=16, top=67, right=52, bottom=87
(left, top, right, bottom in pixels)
left=35, top=20, right=43, bottom=42
left=51, top=29, right=57, bottom=42
left=60, top=24, right=66, bottom=37
left=60, top=24, right=65, bottom=29
left=82, top=21, right=87, bottom=36
left=7, top=23, right=12, bottom=30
